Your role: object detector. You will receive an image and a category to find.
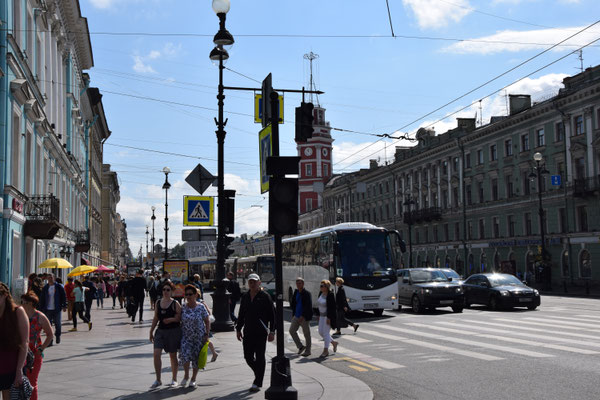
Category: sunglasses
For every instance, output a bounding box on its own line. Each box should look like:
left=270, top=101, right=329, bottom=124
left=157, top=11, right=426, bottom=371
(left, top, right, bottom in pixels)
left=320, top=284, right=326, bottom=288
left=185, top=293, right=196, bottom=297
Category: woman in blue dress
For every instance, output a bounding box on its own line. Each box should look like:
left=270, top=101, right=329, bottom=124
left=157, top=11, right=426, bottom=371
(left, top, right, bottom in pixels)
left=179, top=284, right=210, bottom=388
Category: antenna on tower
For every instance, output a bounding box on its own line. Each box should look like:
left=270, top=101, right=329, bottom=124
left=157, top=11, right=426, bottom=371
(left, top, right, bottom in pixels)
left=303, top=52, right=319, bottom=106
left=478, top=99, right=483, bottom=126
left=577, top=49, right=584, bottom=73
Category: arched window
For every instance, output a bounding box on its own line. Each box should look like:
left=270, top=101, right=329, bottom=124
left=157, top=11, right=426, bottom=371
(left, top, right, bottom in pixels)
left=579, top=250, right=591, bottom=278
left=562, top=251, right=569, bottom=277
left=480, top=253, right=487, bottom=273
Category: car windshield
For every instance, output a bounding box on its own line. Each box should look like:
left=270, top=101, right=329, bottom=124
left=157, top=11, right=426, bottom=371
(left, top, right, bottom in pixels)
left=442, top=270, right=460, bottom=280
left=487, top=274, right=523, bottom=287
left=410, top=270, right=448, bottom=283
left=338, top=231, right=394, bottom=277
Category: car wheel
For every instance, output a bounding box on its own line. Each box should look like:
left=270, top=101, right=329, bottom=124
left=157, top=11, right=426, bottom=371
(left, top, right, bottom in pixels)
left=488, top=295, right=499, bottom=311
left=452, top=306, right=463, bottom=313
left=527, top=305, right=537, bottom=310
left=464, top=298, right=471, bottom=308
left=411, top=296, right=422, bottom=314
left=397, top=304, right=402, bottom=311
left=373, top=309, right=384, bottom=317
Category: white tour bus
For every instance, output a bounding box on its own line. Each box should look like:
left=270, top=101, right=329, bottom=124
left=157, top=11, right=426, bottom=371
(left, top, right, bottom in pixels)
left=282, top=222, right=404, bottom=316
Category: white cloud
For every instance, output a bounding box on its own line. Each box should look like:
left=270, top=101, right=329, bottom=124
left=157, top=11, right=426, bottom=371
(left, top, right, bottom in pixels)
left=443, top=25, right=597, bottom=54
left=89, top=0, right=118, bottom=9
left=131, top=43, right=181, bottom=74
left=333, top=140, right=402, bottom=172
left=402, top=0, right=472, bottom=29
left=132, top=55, right=156, bottom=74
left=148, top=50, right=161, bottom=60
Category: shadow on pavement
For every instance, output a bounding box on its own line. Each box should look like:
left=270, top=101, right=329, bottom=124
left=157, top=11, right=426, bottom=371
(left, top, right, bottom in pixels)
left=114, top=383, right=221, bottom=400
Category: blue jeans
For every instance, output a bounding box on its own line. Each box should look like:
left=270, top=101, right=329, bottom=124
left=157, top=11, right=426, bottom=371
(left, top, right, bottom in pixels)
left=45, top=309, right=62, bottom=338
left=96, top=290, right=104, bottom=307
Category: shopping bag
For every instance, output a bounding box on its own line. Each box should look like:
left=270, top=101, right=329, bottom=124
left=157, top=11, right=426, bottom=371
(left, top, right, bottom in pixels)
left=197, top=341, right=209, bottom=369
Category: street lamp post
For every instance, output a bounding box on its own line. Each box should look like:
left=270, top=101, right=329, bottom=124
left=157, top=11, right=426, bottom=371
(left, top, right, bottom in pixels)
left=210, top=0, right=235, bottom=332
left=145, top=226, right=149, bottom=269
left=403, top=194, right=415, bottom=268
left=151, top=206, right=156, bottom=270
left=162, top=167, right=171, bottom=262
left=529, top=152, right=551, bottom=290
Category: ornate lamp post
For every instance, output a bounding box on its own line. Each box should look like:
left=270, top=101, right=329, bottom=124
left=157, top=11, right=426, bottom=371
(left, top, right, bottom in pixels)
left=151, top=206, right=156, bottom=270
left=529, top=152, right=551, bottom=289
left=403, top=194, right=415, bottom=268
left=162, top=167, right=171, bottom=261
left=145, top=226, right=149, bottom=269
left=210, top=0, right=235, bottom=332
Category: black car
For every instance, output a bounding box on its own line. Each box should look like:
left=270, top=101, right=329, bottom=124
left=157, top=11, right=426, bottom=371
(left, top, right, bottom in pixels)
left=397, top=268, right=464, bottom=313
left=462, top=273, right=541, bottom=311
left=439, top=268, right=463, bottom=284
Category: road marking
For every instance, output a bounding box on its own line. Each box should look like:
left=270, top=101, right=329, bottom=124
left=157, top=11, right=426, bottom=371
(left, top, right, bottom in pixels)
left=494, top=318, right=600, bottom=333
left=521, top=317, right=600, bottom=332
left=342, top=335, right=372, bottom=343
left=406, top=322, right=598, bottom=355
left=465, top=319, right=600, bottom=341
left=335, top=346, right=405, bottom=369
left=575, top=314, right=600, bottom=321
left=348, top=365, right=369, bottom=372
left=357, top=328, right=503, bottom=361
left=375, top=325, right=553, bottom=358
left=333, top=356, right=382, bottom=371
left=546, top=315, right=600, bottom=323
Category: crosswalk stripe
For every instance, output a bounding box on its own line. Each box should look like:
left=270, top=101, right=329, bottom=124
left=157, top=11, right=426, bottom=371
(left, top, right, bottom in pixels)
left=342, top=335, right=372, bottom=343
left=479, top=319, right=600, bottom=340
left=357, top=327, right=503, bottom=361
left=406, top=322, right=598, bottom=355
left=494, top=318, right=599, bottom=332
left=522, top=317, right=600, bottom=331
left=334, top=346, right=405, bottom=369
left=335, top=357, right=382, bottom=371
left=538, top=315, right=600, bottom=324
left=438, top=321, right=600, bottom=348
left=375, top=325, right=553, bottom=358
left=348, top=365, right=369, bottom=372
left=575, top=314, right=600, bottom=321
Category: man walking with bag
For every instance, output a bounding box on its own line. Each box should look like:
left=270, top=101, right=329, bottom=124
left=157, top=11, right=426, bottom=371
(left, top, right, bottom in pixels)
left=235, top=273, right=275, bottom=393
left=289, top=277, right=312, bottom=356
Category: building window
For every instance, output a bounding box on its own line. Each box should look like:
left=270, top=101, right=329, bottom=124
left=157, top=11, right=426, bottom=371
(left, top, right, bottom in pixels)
left=577, top=205, right=588, bottom=231
left=580, top=250, right=592, bottom=278
left=505, top=139, right=513, bottom=156
left=477, top=150, right=484, bottom=165
left=492, top=179, right=498, bottom=201
left=454, top=222, right=460, bottom=241
left=522, top=171, right=531, bottom=195
left=323, top=163, right=329, bottom=177
left=521, top=134, right=530, bottom=151
left=490, top=144, right=497, bottom=161
left=453, top=157, right=459, bottom=173
left=555, top=121, right=565, bottom=142
left=306, top=164, right=312, bottom=177
left=433, top=226, right=439, bottom=242
left=467, top=221, right=473, bottom=240
left=306, top=198, right=313, bottom=211
left=442, top=161, right=448, bottom=175
left=478, top=182, right=484, bottom=203
left=507, top=215, right=515, bottom=236
left=574, top=115, right=584, bottom=136
left=524, top=213, right=532, bottom=235
left=465, top=153, right=471, bottom=169
left=559, top=208, right=567, bottom=233
left=443, top=224, right=449, bottom=242
left=452, top=187, right=459, bottom=206
left=493, top=217, right=500, bottom=238
left=505, top=175, right=513, bottom=198
left=536, top=128, right=545, bottom=147
left=478, top=219, right=485, bottom=239
left=466, top=184, right=472, bottom=205
left=442, top=190, right=448, bottom=208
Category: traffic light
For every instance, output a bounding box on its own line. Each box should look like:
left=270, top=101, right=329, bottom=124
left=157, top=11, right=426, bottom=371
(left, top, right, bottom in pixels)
left=223, top=235, right=235, bottom=259
left=269, top=177, right=298, bottom=235
left=295, top=102, right=314, bottom=142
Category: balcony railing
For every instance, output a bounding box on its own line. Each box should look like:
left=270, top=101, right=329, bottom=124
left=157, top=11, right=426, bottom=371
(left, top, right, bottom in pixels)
left=573, top=175, right=600, bottom=197
left=74, top=229, right=91, bottom=252
left=24, top=195, right=61, bottom=239
left=403, top=207, right=442, bottom=224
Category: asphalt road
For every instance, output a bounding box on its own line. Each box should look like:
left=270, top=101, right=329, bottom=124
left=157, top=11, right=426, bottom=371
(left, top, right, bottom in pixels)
left=280, top=296, right=600, bottom=400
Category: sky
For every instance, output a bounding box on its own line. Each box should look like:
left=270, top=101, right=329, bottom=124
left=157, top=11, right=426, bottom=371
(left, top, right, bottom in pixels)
left=77, top=0, right=600, bottom=259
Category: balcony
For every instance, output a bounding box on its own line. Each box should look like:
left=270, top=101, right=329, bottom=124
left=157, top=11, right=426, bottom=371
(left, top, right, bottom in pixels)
left=403, top=207, right=442, bottom=224
left=74, top=229, right=91, bottom=253
left=24, top=195, right=61, bottom=239
left=573, top=175, right=600, bottom=197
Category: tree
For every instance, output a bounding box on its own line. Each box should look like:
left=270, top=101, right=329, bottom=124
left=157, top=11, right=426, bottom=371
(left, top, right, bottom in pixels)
left=169, top=243, right=186, bottom=259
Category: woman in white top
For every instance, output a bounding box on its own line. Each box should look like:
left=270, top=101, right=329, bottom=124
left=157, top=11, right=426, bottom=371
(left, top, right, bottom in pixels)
left=317, top=280, right=338, bottom=357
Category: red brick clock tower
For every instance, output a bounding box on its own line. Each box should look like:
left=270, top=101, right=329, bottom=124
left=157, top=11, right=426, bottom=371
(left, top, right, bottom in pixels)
left=297, top=105, right=333, bottom=214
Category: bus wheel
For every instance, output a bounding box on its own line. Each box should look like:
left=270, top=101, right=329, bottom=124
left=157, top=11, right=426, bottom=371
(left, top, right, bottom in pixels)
left=372, top=309, right=384, bottom=317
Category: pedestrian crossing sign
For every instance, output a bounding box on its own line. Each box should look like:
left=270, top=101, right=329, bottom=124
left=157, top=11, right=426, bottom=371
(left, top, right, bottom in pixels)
left=183, top=196, right=214, bottom=226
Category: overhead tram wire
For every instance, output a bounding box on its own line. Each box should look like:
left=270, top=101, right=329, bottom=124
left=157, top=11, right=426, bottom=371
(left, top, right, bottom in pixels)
left=337, top=33, right=600, bottom=172
left=332, top=19, right=600, bottom=170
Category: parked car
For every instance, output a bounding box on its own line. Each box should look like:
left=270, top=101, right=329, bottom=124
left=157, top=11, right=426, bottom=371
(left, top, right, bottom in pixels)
left=439, top=268, right=463, bottom=284
left=397, top=268, right=464, bottom=313
left=462, top=273, right=541, bottom=311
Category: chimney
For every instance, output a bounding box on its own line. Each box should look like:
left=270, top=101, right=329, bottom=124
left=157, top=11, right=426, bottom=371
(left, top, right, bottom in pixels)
left=509, top=94, right=531, bottom=115
left=369, top=159, right=378, bottom=169
left=457, top=118, right=476, bottom=131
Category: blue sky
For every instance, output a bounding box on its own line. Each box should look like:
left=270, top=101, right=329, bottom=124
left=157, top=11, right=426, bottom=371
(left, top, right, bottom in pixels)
left=78, top=0, right=600, bottom=257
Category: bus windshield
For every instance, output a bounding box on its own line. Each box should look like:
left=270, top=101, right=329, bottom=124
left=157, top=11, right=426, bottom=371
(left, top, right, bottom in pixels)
left=337, top=231, right=393, bottom=277
left=257, top=258, right=275, bottom=283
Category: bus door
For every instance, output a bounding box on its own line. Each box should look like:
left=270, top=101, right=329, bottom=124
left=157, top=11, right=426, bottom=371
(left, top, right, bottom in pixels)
left=388, top=230, right=405, bottom=269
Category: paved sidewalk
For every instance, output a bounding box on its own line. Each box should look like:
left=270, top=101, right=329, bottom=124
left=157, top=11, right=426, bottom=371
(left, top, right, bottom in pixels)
left=37, top=299, right=372, bottom=399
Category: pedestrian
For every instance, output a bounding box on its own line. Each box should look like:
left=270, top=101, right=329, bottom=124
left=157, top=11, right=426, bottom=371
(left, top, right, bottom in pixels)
left=148, top=276, right=157, bottom=310
left=149, top=281, right=182, bottom=389
left=289, top=277, right=312, bottom=357
left=0, top=282, right=29, bottom=398
left=69, top=280, right=92, bottom=332
left=39, top=273, right=66, bottom=345
left=317, top=280, right=338, bottom=358
left=199, top=294, right=218, bottom=362
left=130, top=270, right=146, bottom=324
left=235, top=273, right=275, bottom=393
left=96, top=277, right=105, bottom=309
left=21, top=291, right=53, bottom=400
left=226, top=271, right=241, bottom=322
left=64, top=277, right=75, bottom=321
left=334, top=277, right=359, bottom=335
left=82, top=276, right=96, bottom=321
left=156, top=272, right=171, bottom=300
left=179, top=285, right=210, bottom=388
left=108, top=278, right=117, bottom=309
left=30, top=278, right=44, bottom=311
left=192, top=274, right=204, bottom=299
left=117, top=276, right=126, bottom=309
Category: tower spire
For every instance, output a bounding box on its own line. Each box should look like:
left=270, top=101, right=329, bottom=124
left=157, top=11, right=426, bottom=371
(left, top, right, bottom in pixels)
left=303, top=52, right=319, bottom=106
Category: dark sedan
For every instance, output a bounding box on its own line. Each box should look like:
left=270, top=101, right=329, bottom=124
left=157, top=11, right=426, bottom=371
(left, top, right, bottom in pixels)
left=397, top=268, right=464, bottom=313
left=463, top=273, right=541, bottom=311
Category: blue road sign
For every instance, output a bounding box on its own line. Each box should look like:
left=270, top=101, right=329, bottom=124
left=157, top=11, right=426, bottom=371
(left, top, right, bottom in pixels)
left=551, top=175, right=561, bottom=186
left=183, top=196, right=214, bottom=226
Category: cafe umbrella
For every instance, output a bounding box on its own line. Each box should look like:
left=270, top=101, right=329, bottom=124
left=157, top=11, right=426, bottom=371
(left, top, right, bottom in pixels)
left=67, top=265, right=98, bottom=278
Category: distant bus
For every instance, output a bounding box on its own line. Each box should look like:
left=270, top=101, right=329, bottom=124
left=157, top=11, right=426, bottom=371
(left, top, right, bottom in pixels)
left=282, top=222, right=404, bottom=316
left=189, top=256, right=217, bottom=289
left=226, top=255, right=275, bottom=297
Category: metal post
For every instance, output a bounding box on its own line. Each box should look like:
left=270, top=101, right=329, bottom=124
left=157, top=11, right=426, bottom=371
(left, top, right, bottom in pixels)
left=536, top=160, right=550, bottom=290
left=163, top=176, right=169, bottom=261
left=145, top=226, right=149, bottom=269
left=151, top=208, right=156, bottom=270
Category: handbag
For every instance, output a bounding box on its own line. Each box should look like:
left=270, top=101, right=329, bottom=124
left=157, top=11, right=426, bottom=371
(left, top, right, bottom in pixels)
left=10, top=376, right=33, bottom=400
left=197, top=341, right=209, bottom=369
left=25, top=349, right=35, bottom=371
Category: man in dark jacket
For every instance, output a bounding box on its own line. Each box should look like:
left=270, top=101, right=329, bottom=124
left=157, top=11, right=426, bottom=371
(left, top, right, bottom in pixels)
left=289, top=277, right=313, bottom=356
left=226, top=271, right=241, bottom=322
left=40, top=273, right=67, bottom=344
left=236, top=273, right=275, bottom=393
left=82, top=276, right=96, bottom=321
left=130, top=270, right=147, bottom=323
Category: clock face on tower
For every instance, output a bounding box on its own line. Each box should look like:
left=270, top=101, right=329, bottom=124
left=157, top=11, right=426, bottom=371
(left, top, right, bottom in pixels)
left=304, top=147, right=313, bottom=156
left=322, top=148, right=329, bottom=157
